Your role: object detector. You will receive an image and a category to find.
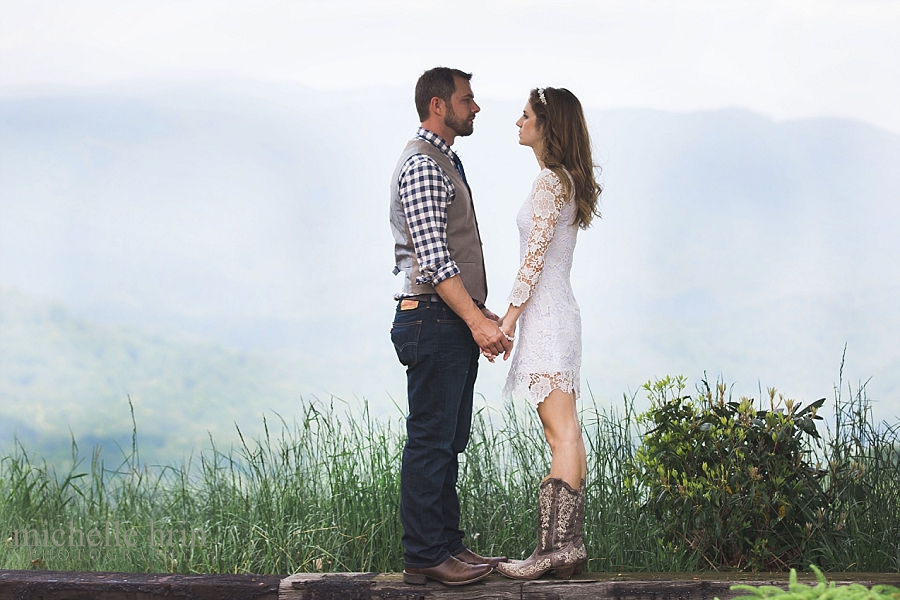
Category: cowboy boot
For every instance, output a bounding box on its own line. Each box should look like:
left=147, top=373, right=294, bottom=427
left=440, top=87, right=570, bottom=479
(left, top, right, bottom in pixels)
left=496, top=478, right=586, bottom=580
left=549, top=478, right=587, bottom=579
left=572, top=479, right=586, bottom=575
left=498, top=478, right=554, bottom=567
left=453, top=547, right=508, bottom=568
left=495, top=477, right=553, bottom=569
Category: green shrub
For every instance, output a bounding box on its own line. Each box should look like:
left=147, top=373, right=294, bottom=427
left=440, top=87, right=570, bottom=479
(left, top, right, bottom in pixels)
left=725, top=564, right=900, bottom=600
left=632, top=375, right=827, bottom=570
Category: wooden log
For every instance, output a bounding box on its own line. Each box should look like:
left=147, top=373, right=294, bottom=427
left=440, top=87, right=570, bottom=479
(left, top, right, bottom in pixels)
left=2, top=569, right=898, bottom=600
left=282, top=572, right=900, bottom=600
left=0, top=569, right=282, bottom=600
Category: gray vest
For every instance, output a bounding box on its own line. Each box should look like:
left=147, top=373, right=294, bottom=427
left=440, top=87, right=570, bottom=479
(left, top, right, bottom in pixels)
left=390, top=138, right=488, bottom=304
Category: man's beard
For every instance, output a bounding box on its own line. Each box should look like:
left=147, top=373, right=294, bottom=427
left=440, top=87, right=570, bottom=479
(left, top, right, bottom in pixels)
left=444, top=105, right=474, bottom=137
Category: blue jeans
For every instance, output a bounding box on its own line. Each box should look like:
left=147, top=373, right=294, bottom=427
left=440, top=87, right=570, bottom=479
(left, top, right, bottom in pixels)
left=390, top=299, right=480, bottom=568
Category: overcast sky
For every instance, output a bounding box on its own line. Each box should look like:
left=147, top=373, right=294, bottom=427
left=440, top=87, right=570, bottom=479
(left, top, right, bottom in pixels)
left=2, top=0, right=899, bottom=133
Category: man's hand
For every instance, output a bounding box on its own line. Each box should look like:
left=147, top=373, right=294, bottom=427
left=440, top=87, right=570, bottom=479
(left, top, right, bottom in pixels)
left=480, top=308, right=515, bottom=362
left=434, top=276, right=512, bottom=360
left=489, top=305, right=523, bottom=362
left=471, top=317, right=512, bottom=362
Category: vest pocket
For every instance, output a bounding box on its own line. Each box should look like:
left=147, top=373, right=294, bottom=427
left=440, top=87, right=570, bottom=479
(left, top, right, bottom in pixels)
left=390, top=320, right=421, bottom=366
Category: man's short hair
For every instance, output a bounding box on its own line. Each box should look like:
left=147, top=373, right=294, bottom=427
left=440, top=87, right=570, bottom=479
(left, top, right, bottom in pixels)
left=414, top=67, right=472, bottom=122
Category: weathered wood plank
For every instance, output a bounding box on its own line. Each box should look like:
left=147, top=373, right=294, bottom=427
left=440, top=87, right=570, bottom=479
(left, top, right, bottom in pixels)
left=283, top=572, right=519, bottom=599
left=282, top=572, right=900, bottom=600
left=521, top=577, right=736, bottom=600
left=2, top=569, right=897, bottom=600
left=0, top=569, right=282, bottom=600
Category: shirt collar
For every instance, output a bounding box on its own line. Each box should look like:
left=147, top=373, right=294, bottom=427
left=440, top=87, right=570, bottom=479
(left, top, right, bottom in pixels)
left=415, top=127, right=458, bottom=163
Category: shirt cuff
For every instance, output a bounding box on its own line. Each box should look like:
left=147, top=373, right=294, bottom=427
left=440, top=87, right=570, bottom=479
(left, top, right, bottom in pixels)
left=416, top=259, right=460, bottom=286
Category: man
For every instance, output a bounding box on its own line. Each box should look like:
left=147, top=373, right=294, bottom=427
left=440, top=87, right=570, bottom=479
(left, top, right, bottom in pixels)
left=389, top=67, right=512, bottom=586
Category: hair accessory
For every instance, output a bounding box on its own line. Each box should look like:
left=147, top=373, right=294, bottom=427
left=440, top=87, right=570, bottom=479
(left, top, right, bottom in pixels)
left=537, top=88, right=547, bottom=106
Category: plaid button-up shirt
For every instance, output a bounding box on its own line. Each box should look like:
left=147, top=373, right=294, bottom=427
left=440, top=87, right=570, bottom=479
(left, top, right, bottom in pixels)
left=397, top=127, right=464, bottom=287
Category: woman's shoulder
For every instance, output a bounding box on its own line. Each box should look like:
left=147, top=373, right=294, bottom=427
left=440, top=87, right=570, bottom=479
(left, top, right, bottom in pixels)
left=534, top=168, right=571, bottom=196
left=536, top=167, right=560, bottom=181
left=535, top=168, right=562, bottom=188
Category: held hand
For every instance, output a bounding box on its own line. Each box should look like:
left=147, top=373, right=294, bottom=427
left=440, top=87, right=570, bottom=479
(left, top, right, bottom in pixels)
left=489, top=314, right=516, bottom=362
left=480, top=306, right=501, bottom=323
left=499, top=317, right=517, bottom=341
left=480, top=349, right=497, bottom=363
left=471, top=316, right=512, bottom=362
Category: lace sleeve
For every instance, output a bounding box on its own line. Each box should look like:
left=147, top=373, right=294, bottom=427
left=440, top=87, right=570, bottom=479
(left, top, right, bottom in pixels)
left=510, top=171, right=567, bottom=307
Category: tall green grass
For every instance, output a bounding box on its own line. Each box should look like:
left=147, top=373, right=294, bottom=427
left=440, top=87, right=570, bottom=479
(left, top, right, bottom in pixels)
left=1, top=381, right=898, bottom=575
left=808, top=376, right=900, bottom=571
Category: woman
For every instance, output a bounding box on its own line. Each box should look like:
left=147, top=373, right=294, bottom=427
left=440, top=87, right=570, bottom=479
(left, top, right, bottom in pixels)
left=495, top=87, right=601, bottom=580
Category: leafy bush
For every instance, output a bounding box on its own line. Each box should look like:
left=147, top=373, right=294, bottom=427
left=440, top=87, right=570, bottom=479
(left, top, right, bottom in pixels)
left=726, top=564, right=900, bottom=600
left=632, top=375, right=827, bottom=570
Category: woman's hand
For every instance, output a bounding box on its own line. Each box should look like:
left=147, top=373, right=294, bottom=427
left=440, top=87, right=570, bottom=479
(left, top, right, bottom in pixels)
left=499, top=314, right=517, bottom=341
left=491, top=304, right=523, bottom=360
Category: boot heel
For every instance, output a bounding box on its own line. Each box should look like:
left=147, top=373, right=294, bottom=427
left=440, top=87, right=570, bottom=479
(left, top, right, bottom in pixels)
left=554, top=565, right=576, bottom=579
left=402, top=571, right=427, bottom=585
left=573, top=559, right=586, bottom=575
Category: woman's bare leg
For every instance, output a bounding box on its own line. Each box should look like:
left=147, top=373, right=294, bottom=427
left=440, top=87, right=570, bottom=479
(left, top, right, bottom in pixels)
left=577, top=433, right=587, bottom=483
left=536, top=389, right=586, bottom=488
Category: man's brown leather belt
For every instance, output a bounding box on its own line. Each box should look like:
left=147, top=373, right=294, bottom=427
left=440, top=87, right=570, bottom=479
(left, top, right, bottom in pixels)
left=402, top=294, right=443, bottom=303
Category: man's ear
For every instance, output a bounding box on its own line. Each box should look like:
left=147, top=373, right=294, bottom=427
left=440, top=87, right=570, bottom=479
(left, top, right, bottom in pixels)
left=429, top=96, right=444, bottom=118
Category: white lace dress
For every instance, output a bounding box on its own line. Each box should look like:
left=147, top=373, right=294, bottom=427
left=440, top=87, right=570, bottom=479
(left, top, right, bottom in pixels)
left=503, top=169, right=582, bottom=407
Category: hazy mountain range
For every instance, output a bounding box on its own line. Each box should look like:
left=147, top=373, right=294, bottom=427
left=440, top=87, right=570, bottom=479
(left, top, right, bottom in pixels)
left=0, top=285, right=312, bottom=460
left=1, top=82, right=897, bottom=461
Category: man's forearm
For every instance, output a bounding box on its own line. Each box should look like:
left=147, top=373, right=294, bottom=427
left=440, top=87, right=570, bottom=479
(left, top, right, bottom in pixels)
left=435, top=275, right=512, bottom=359
left=434, top=275, right=482, bottom=326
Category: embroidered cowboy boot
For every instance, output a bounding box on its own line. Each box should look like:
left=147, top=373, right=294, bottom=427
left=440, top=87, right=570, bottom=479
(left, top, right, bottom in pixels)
left=496, top=478, right=586, bottom=580
left=496, top=477, right=553, bottom=571
left=572, top=478, right=586, bottom=575
left=497, top=477, right=554, bottom=568
left=548, top=478, right=586, bottom=579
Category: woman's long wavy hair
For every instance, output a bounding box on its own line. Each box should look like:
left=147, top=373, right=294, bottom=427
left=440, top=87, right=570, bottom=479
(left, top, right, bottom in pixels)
left=530, top=87, right=602, bottom=229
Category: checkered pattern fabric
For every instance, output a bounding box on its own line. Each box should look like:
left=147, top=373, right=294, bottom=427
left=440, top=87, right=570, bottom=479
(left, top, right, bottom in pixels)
left=397, top=127, right=463, bottom=286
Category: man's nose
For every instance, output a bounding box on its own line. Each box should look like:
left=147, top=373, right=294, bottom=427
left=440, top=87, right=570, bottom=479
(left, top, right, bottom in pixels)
left=472, top=101, right=481, bottom=114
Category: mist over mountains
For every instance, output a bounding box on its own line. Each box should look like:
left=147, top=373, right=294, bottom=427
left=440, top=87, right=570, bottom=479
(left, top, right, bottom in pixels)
left=1, top=83, right=897, bottom=459
left=0, top=285, right=309, bottom=460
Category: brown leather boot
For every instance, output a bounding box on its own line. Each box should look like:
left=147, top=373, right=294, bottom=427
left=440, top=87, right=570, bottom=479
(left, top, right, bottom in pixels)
left=495, top=478, right=587, bottom=580
left=453, top=547, right=508, bottom=568
left=402, top=555, right=492, bottom=586
left=572, top=479, right=586, bottom=575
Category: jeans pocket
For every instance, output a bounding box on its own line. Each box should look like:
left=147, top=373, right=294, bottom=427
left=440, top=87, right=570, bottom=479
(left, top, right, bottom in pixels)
left=391, top=320, right=421, bottom=366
